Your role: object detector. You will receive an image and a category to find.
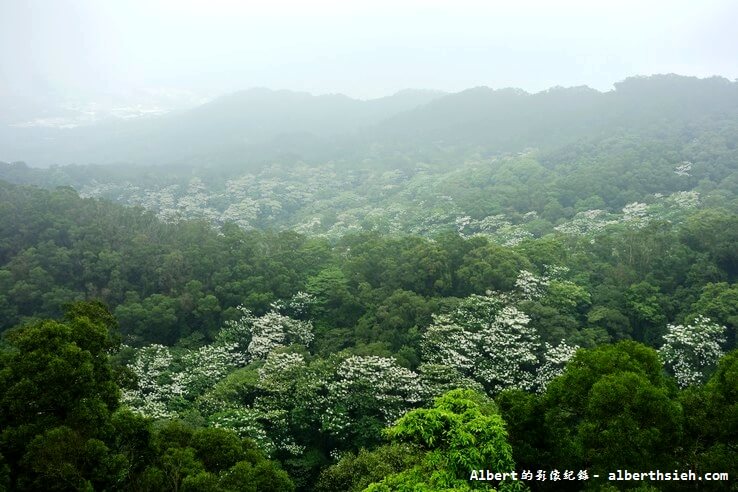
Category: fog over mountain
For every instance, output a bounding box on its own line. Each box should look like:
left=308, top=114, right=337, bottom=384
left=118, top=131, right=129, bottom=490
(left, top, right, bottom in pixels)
left=2, top=1, right=737, bottom=130
left=2, top=75, right=737, bottom=168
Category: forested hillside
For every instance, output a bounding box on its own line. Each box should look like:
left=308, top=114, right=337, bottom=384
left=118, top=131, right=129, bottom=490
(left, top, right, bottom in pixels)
left=3, top=77, right=738, bottom=240
left=1, top=74, right=738, bottom=491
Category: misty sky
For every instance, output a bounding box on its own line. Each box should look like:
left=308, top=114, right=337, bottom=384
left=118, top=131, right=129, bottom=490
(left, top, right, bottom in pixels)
left=1, top=0, right=737, bottom=115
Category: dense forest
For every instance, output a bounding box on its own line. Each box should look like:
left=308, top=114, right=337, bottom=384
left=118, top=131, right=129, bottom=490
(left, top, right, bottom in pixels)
left=1, top=75, right=737, bottom=491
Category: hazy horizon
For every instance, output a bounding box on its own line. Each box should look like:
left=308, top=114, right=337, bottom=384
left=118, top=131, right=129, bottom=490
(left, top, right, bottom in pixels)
left=2, top=0, right=737, bottom=124
left=7, top=71, right=734, bottom=133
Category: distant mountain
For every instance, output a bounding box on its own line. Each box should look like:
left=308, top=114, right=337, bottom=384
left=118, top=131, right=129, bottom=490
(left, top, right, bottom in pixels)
left=2, top=75, right=737, bottom=168
left=370, top=75, right=738, bottom=151
left=0, top=88, right=445, bottom=167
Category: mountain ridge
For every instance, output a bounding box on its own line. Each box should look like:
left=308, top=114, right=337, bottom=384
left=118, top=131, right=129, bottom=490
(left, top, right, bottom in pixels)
left=2, top=74, right=737, bottom=168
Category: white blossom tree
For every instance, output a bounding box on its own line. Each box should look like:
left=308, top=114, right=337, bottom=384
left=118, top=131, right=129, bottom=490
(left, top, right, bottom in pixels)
left=121, top=344, right=187, bottom=419
left=217, top=303, right=314, bottom=360
left=321, top=355, right=423, bottom=446
left=123, top=300, right=312, bottom=420
left=422, top=292, right=577, bottom=394
left=534, top=341, right=579, bottom=392
left=514, top=269, right=550, bottom=301
left=658, top=316, right=726, bottom=387
left=674, top=161, right=692, bottom=176
left=178, top=342, right=249, bottom=394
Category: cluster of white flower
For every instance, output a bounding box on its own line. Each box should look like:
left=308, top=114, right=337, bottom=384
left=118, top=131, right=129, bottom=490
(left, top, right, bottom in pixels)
left=455, top=216, right=473, bottom=230
left=246, top=314, right=293, bottom=360
left=329, top=449, right=345, bottom=462
left=216, top=306, right=256, bottom=348
left=533, top=341, right=579, bottom=392
left=666, top=190, right=700, bottom=209
left=292, top=217, right=322, bottom=235
left=269, top=291, right=316, bottom=318
left=220, top=198, right=260, bottom=229
left=497, top=225, right=534, bottom=246
left=204, top=350, right=310, bottom=456
left=218, top=305, right=314, bottom=360
left=552, top=188, right=705, bottom=237
left=247, top=311, right=314, bottom=359
left=674, top=161, right=692, bottom=177
left=469, top=214, right=511, bottom=233
left=179, top=342, right=248, bottom=393
left=422, top=322, right=480, bottom=372
left=514, top=270, right=550, bottom=301
left=456, top=214, right=509, bottom=235
left=123, top=338, right=250, bottom=419
left=554, top=209, right=620, bottom=235
left=322, top=355, right=422, bottom=434
left=122, top=344, right=187, bottom=419
left=475, top=305, right=541, bottom=392
left=422, top=292, right=577, bottom=394
left=123, top=301, right=315, bottom=422
left=73, top=155, right=709, bottom=247
left=150, top=186, right=180, bottom=222
left=543, top=264, right=570, bottom=279
left=621, top=202, right=650, bottom=223
left=658, top=316, right=726, bottom=388
left=224, top=174, right=255, bottom=199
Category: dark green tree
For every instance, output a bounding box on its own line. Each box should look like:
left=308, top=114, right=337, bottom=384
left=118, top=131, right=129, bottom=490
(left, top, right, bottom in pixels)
left=0, top=301, right=127, bottom=490
left=541, top=342, right=683, bottom=477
